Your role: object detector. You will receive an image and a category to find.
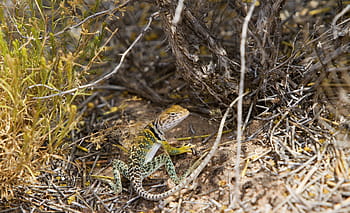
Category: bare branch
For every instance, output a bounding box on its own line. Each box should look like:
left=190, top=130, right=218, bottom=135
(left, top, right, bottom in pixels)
left=230, top=0, right=257, bottom=209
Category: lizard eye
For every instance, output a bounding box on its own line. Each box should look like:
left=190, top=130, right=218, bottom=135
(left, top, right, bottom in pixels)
left=169, top=112, right=177, bottom=116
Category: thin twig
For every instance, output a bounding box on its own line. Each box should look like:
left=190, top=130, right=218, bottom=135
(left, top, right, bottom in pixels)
left=53, top=6, right=119, bottom=37
left=230, top=0, right=256, bottom=209
left=332, top=5, right=350, bottom=39
left=172, top=0, right=185, bottom=26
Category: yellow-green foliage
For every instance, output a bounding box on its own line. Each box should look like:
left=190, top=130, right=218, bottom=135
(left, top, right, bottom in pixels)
left=0, top=1, right=102, bottom=200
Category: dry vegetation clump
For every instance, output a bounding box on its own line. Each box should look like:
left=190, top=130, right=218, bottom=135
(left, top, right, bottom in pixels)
left=1, top=0, right=349, bottom=212
left=0, top=0, right=118, bottom=205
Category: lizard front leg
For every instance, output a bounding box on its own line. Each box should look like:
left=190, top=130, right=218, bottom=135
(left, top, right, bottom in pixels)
left=143, top=153, right=182, bottom=184
left=160, top=140, right=194, bottom=156
left=110, top=159, right=129, bottom=194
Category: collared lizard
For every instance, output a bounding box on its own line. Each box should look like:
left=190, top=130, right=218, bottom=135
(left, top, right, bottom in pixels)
left=109, top=105, right=193, bottom=195
left=110, top=103, right=228, bottom=201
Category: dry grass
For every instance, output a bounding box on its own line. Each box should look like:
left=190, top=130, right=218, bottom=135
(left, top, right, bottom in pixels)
left=0, top=0, right=111, bottom=201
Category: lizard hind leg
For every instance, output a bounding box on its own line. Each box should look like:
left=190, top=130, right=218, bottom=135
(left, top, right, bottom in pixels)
left=111, top=159, right=129, bottom=194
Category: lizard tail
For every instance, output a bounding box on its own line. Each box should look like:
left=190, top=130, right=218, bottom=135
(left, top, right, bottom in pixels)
left=132, top=174, right=192, bottom=201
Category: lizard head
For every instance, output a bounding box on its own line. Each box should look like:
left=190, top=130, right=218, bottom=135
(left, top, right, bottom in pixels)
left=155, top=105, right=190, bottom=133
